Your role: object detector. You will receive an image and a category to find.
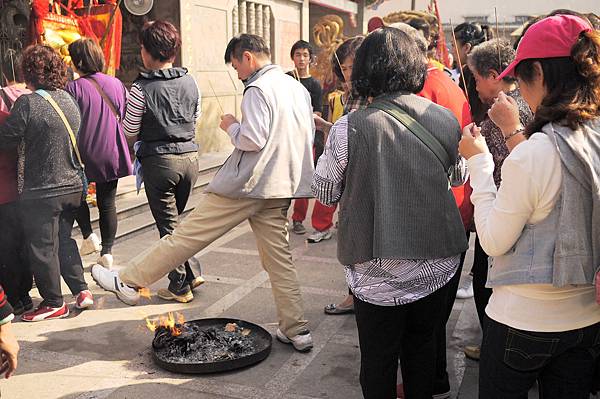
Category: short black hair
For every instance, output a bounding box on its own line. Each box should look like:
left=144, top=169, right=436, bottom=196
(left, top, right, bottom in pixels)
left=139, top=20, right=181, bottom=62
left=224, top=34, right=270, bottom=63
left=290, top=40, right=313, bottom=59
left=332, top=36, right=364, bottom=82
left=352, top=27, right=426, bottom=98
left=454, top=22, right=493, bottom=47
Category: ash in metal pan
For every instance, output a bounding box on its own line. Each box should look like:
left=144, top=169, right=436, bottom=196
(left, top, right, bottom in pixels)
left=153, top=322, right=256, bottom=364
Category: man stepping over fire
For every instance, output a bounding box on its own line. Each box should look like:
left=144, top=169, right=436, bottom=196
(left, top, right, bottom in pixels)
left=92, top=33, right=316, bottom=352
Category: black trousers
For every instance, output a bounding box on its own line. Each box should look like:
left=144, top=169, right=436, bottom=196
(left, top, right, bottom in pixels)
left=353, top=280, right=452, bottom=399
left=472, top=235, right=492, bottom=329
left=76, top=179, right=119, bottom=255
left=140, top=152, right=200, bottom=294
left=20, top=192, right=88, bottom=307
left=434, top=242, right=468, bottom=394
left=480, top=316, right=600, bottom=399
left=0, top=201, right=32, bottom=305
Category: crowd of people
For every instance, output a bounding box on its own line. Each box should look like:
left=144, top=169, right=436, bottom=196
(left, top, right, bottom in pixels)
left=0, top=7, right=598, bottom=399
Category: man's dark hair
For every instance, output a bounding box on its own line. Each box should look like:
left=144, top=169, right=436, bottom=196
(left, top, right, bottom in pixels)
left=224, top=34, right=270, bottom=63
left=352, top=27, right=426, bottom=98
left=290, top=40, right=313, bottom=59
left=332, top=36, right=364, bottom=82
left=139, top=20, right=181, bottom=62
left=68, top=38, right=105, bottom=74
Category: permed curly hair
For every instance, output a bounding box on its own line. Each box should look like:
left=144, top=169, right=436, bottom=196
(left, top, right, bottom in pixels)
left=21, top=45, right=68, bottom=90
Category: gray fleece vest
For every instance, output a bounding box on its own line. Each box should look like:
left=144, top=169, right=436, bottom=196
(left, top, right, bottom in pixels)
left=337, top=93, right=468, bottom=265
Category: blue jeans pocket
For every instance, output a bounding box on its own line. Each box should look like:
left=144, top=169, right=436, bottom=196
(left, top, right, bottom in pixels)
left=504, top=328, right=558, bottom=371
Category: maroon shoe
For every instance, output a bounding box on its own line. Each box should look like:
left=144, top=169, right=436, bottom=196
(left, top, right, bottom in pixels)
left=75, top=290, right=94, bottom=309
left=22, top=303, right=69, bottom=322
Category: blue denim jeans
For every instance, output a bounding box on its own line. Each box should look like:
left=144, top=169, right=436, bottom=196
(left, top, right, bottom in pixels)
left=479, top=315, right=600, bottom=399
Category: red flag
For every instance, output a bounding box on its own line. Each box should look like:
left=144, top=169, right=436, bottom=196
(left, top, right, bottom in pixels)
left=433, top=0, right=451, bottom=68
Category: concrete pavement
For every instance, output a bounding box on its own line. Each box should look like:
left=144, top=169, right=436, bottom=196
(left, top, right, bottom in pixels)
left=3, top=199, right=492, bottom=399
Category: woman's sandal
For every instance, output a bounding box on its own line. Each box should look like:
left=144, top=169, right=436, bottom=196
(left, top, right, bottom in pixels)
left=324, top=303, right=354, bottom=315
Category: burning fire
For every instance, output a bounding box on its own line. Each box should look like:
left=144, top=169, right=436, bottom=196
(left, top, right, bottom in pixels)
left=139, top=287, right=151, bottom=299
left=145, top=312, right=185, bottom=336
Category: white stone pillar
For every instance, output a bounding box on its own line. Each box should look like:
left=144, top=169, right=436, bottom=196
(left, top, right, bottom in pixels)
left=232, top=5, right=239, bottom=36
left=256, top=5, right=263, bottom=40
left=263, top=6, right=271, bottom=49
left=239, top=1, right=247, bottom=34
left=247, top=2, right=256, bottom=34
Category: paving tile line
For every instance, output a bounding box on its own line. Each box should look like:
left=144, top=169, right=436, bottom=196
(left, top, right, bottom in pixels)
left=202, top=274, right=348, bottom=298
left=210, top=246, right=341, bottom=265
left=257, top=314, right=349, bottom=399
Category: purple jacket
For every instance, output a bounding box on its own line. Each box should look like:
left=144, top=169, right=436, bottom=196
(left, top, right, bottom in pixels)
left=66, top=72, right=132, bottom=183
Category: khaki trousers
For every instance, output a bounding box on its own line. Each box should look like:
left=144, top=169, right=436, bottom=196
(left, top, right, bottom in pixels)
left=120, top=193, right=308, bottom=337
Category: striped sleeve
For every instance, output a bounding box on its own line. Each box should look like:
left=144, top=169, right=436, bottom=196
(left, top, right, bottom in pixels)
left=123, top=82, right=146, bottom=137
left=311, top=114, right=348, bottom=205
left=0, top=285, right=13, bottom=322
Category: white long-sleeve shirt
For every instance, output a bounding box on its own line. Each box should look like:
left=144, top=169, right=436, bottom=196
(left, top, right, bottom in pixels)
left=225, top=88, right=270, bottom=152
left=469, top=133, right=600, bottom=331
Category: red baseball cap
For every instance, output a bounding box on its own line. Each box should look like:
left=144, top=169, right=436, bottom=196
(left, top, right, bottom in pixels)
left=368, top=17, right=385, bottom=33
left=498, top=14, right=592, bottom=80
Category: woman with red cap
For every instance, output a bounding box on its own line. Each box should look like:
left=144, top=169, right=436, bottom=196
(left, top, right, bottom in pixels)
left=459, top=14, right=600, bottom=398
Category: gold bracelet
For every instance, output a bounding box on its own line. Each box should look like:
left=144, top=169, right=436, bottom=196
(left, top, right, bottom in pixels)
left=504, top=128, right=524, bottom=142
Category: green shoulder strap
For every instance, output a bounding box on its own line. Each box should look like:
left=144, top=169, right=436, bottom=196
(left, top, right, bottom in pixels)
left=369, top=99, right=452, bottom=175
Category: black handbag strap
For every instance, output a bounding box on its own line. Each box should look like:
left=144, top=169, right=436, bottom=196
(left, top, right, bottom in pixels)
left=369, top=100, right=452, bottom=175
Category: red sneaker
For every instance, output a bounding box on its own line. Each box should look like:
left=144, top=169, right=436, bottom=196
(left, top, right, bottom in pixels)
left=75, top=290, right=94, bottom=309
left=22, top=303, right=69, bottom=322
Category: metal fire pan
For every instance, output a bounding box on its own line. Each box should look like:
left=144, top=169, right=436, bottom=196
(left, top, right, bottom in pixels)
left=152, top=318, right=272, bottom=374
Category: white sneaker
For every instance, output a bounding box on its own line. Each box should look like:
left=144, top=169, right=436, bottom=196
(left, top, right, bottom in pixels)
left=80, top=233, right=101, bottom=255
left=307, top=229, right=333, bottom=243
left=97, top=254, right=113, bottom=269
left=91, top=264, right=140, bottom=306
left=456, top=276, right=474, bottom=299
left=276, top=328, right=313, bottom=352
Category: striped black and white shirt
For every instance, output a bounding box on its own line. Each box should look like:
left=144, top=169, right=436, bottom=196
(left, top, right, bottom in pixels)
left=312, top=114, right=459, bottom=306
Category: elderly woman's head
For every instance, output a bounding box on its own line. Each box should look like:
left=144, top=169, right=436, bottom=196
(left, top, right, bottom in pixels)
left=351, top=27, right=427, bottom=99
left=21, top=45, right=68, bottom=90
left=467, top=39, right=516, bottom=104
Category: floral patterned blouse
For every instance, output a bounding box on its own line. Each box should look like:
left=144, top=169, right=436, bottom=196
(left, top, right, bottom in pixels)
left=479, top=89, right=533, bottom=187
